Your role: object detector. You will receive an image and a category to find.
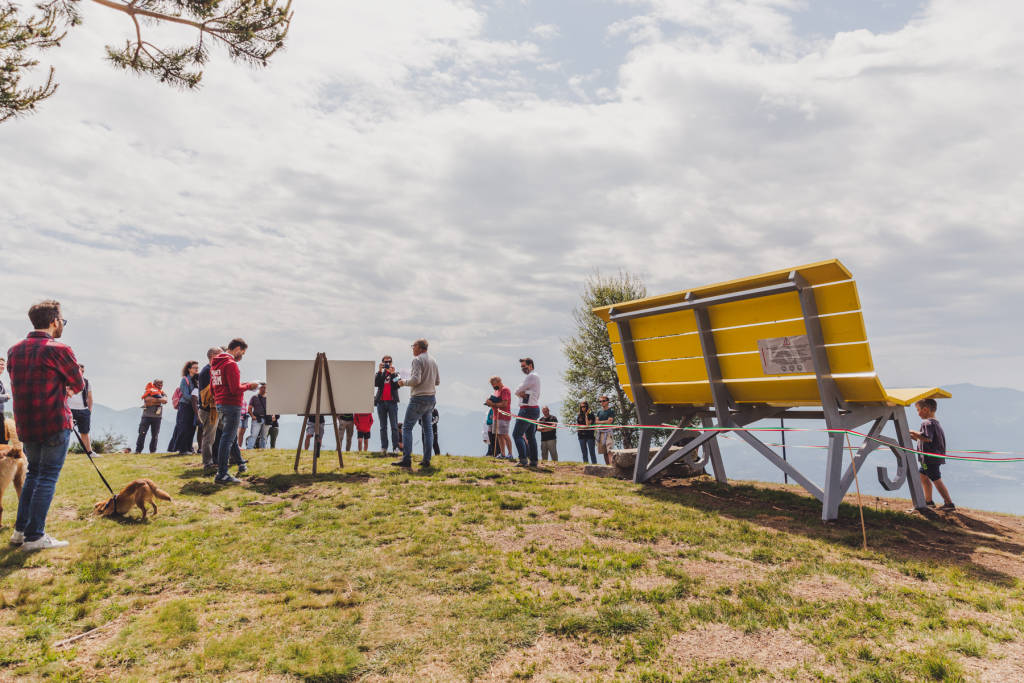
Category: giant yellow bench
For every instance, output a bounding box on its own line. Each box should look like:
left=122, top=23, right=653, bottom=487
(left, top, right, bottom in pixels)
left=592, top=259, right=950, bottom=521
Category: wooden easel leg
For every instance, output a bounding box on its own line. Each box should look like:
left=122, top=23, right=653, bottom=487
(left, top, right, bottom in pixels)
left=322, top=355, right=344, bottom=469
left=294, top=354, right=323, bottom=474
left=312, top=354, right=324, bottom=476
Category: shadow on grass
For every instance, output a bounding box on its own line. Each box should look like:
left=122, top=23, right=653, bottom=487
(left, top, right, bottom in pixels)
left=0, top=544, right=30, bottom=579
left=97, top=514, right=149, bottom=526
left=179, top=480, right=222, bottom=496
left=637, top=477, right=1024, bottom=586
left=246, top=471, right=373, bottom=494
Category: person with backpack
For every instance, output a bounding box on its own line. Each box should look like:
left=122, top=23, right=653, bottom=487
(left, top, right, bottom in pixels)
left=68, top=363, right=93, bottom=454
left=211, top=338, right=259, bottom=484
left=168, top=361, right=199, bottom=454
left=136, top=380, right=167, bottom=454
left=196, top=347, right=223, bottom=473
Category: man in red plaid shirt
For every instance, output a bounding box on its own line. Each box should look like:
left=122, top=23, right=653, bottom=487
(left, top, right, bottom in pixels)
left=7, top=300, right=84, bottom=552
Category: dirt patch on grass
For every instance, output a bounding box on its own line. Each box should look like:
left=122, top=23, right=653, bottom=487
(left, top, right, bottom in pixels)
left=788, top=574, right=859, bottom=602
left=961, top=638, right=1024, bottom=681
left=568, top=506, right=605, bottom=518
left=672, top=554, right=761, bottom=587
left=630, top=574, right=677, bottom=591
left=477, top=522, right=640, bottom=554
left=477, top=634, right=618, bottom=681
left=477, top=522, right=590, bottom=553
left=667, top=624, right=829, bottom=674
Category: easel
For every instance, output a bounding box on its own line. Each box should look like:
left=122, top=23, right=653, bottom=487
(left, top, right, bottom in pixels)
left=293, top=352, right=344, bottom=474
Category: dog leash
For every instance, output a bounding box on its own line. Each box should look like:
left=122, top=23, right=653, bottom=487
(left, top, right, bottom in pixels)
left=72, top=427, right=116, bottom=500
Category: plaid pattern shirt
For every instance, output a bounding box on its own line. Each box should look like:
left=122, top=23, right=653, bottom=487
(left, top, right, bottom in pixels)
left=7, top=332, right=84, bottom=442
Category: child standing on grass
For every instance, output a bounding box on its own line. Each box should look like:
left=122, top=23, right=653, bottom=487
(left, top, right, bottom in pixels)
left=909, top=398, right=955, bottom=511
left=354, top=413, right=373, bottom=452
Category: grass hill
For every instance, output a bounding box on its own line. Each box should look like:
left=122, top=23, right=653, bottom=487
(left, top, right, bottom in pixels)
left=1, top=450, right=1023, bottom=681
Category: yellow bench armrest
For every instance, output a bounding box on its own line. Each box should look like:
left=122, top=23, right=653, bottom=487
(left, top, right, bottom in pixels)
left=882, top=387, right=952, bottom=407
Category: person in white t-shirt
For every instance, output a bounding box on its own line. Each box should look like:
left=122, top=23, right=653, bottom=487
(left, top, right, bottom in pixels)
left=68, top=363, right=94, bottom=453
left=512, top=357, right=541, bottom=466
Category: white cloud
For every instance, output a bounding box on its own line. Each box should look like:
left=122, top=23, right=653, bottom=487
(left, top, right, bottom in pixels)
left=2, top=0, right=1023, bottom=417
left=530, top=23, right=561, bottom=40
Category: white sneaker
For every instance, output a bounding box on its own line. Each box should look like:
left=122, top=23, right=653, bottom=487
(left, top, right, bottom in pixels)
left=20, top=534, right=69, bottom=552
left=9, top=530, right=24, bottom=546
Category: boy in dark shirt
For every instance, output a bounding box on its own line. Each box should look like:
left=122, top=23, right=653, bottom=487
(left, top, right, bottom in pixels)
left=909, top=398, right=955, bottom=511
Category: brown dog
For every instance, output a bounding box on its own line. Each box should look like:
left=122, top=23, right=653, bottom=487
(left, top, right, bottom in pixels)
left=0, top=418, right=28, bottom=528
left=94, top=479, right=172, bottom=520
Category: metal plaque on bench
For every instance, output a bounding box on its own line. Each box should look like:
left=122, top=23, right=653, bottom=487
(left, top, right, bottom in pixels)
left=758, top=334, right=813, bottom=375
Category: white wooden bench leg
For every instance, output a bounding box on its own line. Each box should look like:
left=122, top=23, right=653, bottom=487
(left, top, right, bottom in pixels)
left=822, top=433, right=846, bottom=521
left=632, top=429, right=653, bottom=483
left=895, top=409, right=928, bottom=509
left=702, top=415, right=727, bottom=484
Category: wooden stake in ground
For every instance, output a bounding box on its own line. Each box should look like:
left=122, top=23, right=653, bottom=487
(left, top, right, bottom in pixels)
left=845, top=432, right=868, bottom=551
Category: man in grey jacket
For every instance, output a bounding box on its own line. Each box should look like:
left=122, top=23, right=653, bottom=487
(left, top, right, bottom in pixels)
left=392, top=338, right=440, bottom=468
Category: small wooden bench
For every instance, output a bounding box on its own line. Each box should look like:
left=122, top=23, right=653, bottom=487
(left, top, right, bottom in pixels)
left=593, top=260, right=950, bottom=521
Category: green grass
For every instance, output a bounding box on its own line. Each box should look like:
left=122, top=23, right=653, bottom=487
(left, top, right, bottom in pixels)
left=1, top=449, right=1022, bottom=681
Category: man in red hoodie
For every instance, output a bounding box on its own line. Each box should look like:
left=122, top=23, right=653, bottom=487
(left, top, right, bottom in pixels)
left=211, top=338, right=259, bottom=484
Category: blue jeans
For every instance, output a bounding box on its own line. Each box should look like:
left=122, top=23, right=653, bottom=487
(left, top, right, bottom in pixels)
left=579, top=437, right=597, bottom=464
left=15, top=430, right=71, bottom=542
left=215, top=405, right=244, bottom=477
left=401, top=395, right=436, bottom=464
left=377, top=401, right=399, bottom=451
left=513, top=406, right=540, bottom=464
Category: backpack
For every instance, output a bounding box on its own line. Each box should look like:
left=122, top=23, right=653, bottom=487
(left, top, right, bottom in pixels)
left=200, top=384, right=215, bottom=410
left=171, top=386, right=183, bottom=409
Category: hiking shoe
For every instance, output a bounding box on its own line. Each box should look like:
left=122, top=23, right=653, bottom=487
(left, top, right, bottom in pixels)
left=215, top=474, right=242, bottom=485
left=940, top=502, right=956, bottom=511
left=9, top=530, right=24, bottom=546
left=21, top=534, right=69, bottom=552
left=418, top=461, right=432, bottom=468
left=237, top=464, right=249, bottom=474
left=391, top=460, right=412, bottom=468
left=925, top=500, right=936, bottom=507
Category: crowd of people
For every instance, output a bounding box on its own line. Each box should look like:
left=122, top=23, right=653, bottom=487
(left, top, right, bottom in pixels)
left=2, top=298, right=956, bottom=552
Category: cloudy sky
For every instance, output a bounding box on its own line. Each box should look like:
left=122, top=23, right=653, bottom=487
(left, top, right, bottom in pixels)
left=1, top=0, right=1022, bottom=413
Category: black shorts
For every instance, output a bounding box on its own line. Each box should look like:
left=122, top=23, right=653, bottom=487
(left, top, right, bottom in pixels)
left=71, top=409, right=91, bottom=434
left=919, top=455, right=943, bottom=482
left=357, top=431, right=371, bottom=439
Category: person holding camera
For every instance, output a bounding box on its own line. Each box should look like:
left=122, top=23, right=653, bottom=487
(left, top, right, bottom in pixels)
left=374, top=355, right=401, bottom=454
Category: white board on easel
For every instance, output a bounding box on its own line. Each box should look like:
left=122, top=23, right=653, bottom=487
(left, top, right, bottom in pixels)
left=264, top=359, right=374, bottom=415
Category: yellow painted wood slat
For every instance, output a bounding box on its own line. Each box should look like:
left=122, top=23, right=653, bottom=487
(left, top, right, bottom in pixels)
left=617, top=343, right=875, bottom=386
left=707, top=281, right=861, bottom=329
left=625, top=375, right=888, bottom=406
left=593, top=259, right=853, bottom=321
left=610, top=311, right=869, bottom=367
left=605, top=281, right=860, bottom=346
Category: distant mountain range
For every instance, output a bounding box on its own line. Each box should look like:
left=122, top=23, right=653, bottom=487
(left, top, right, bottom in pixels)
left=76, top=384, right=1024, bottom=515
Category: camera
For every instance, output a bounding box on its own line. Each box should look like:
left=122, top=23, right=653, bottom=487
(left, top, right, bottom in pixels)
left=383, top=361, right=391, bottom=369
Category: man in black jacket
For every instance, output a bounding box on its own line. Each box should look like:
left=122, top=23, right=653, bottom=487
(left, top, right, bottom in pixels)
left=374, top=354, right=401, bottom=454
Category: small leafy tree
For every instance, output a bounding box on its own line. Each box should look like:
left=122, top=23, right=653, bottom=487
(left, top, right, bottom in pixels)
left=561, top=271, right=646, bottom=448
left=1, top=0, right=292, bottom=122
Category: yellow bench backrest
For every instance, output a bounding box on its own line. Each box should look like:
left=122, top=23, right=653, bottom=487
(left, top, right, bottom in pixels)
left=594, top=260, right=896, bottom=406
